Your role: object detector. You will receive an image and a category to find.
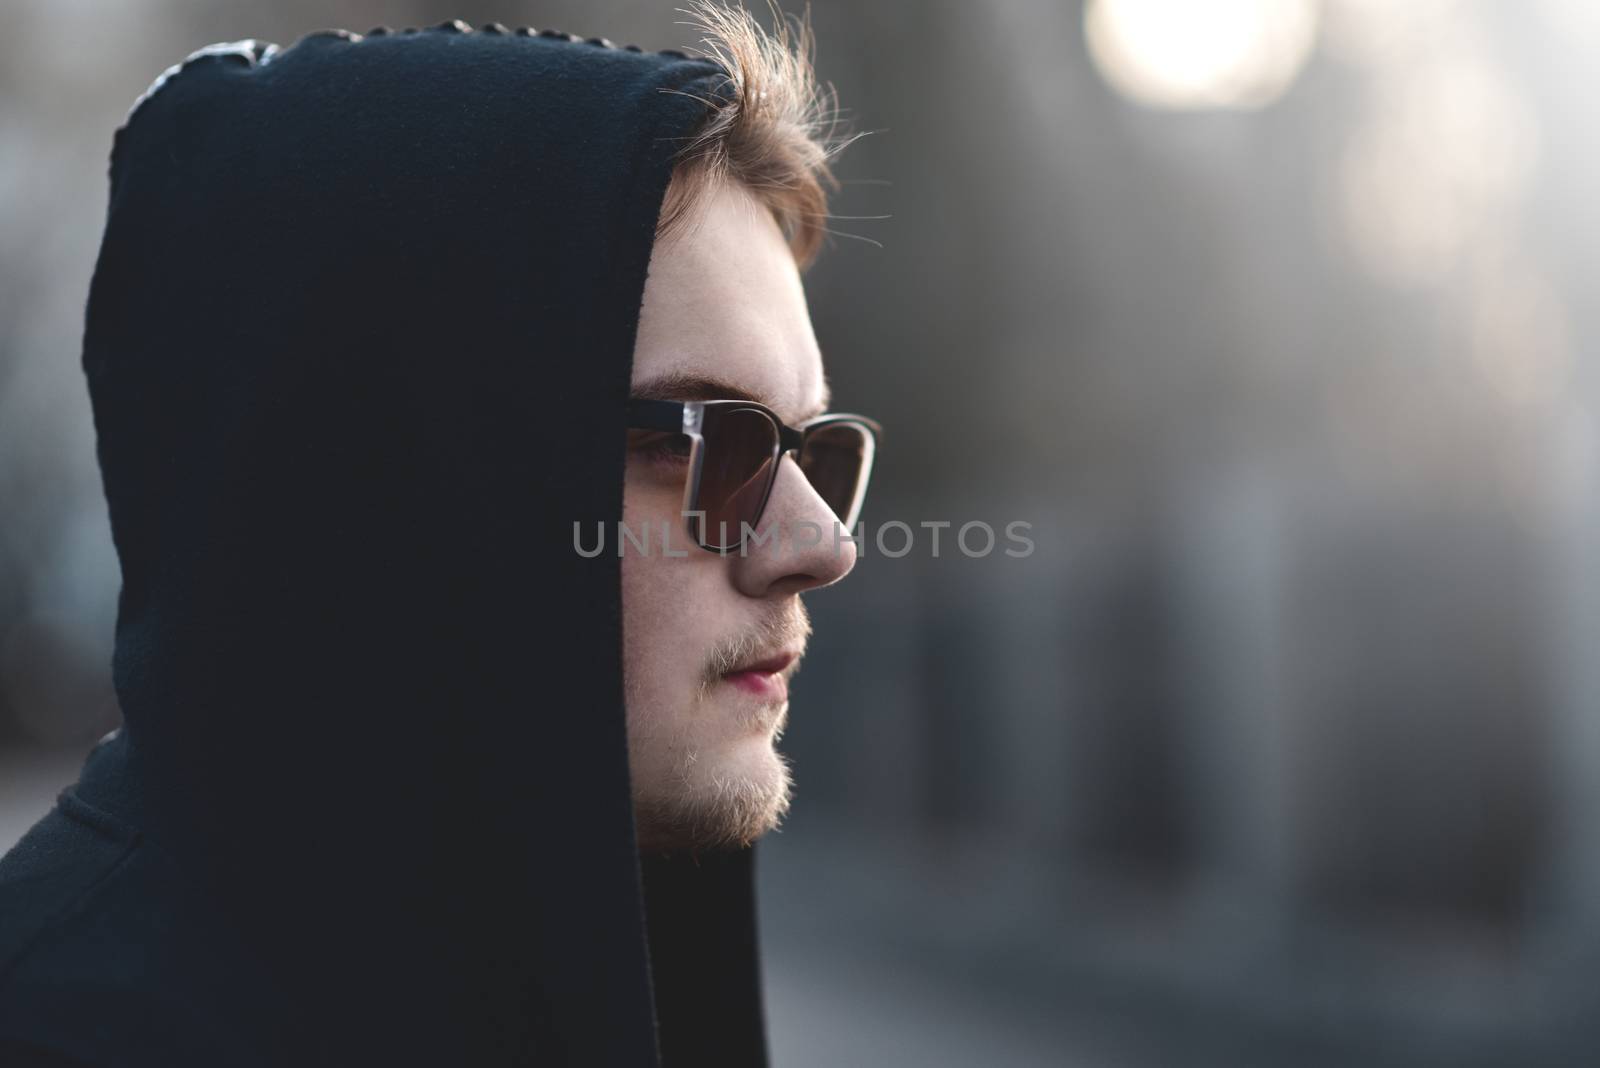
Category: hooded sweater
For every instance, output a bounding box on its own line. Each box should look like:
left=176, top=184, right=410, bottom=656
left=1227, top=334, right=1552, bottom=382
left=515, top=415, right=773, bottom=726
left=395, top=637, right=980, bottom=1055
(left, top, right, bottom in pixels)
left=0, top=22, right=768, bottom=1067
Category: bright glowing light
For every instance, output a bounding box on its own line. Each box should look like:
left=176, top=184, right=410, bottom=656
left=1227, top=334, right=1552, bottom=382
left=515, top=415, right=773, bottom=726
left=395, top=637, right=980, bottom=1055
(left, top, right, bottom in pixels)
left=1083, top=0, right=1320, bottom=110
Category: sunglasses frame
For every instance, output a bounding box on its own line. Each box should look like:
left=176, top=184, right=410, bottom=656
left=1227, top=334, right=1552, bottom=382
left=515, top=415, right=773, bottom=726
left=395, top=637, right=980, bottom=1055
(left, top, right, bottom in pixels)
left=625, top=397, right=882, bottom=554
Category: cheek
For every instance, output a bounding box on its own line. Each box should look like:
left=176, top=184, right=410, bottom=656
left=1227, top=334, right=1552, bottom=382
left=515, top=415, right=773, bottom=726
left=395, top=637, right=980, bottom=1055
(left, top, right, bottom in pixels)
left=620, top=511, right=714, bottom=698
left=622, top=463, right=688, bottom=536
left=619, top=462, right=739, bottom=695
left=621, top=550, right=688, bottom=652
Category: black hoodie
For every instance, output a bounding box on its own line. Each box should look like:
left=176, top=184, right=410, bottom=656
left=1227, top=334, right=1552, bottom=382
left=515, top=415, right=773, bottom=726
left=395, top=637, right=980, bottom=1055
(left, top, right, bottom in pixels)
left=0, top=22, right=768, bottom=1067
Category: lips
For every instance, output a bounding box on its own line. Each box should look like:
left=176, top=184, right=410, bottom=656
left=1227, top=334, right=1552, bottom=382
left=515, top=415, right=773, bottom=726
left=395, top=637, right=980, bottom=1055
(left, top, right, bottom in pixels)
left=730, top=651, right=797, bottom=676
left=721, top=650, right=798, bottom=699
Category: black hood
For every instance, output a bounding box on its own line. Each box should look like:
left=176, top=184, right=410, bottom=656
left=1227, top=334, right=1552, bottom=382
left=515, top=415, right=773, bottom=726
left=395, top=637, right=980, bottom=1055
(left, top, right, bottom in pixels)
left=0, top=22, right=767, bottom=1068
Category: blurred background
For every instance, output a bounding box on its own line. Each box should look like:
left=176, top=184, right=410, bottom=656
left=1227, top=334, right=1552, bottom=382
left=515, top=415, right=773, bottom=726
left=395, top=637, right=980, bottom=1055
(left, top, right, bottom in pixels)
left=5, top=0, right=1600, bottom=1063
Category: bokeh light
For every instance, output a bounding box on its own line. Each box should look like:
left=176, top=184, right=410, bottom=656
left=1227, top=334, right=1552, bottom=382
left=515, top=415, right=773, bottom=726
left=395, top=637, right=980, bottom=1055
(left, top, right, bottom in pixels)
left=1333, top=25, right=1538, bottom=287
left=1083, top=0, right=1320, bottom=110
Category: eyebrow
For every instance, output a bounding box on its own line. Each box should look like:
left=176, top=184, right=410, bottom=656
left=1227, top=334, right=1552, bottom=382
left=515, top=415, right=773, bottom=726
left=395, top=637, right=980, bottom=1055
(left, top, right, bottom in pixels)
left=630, top=370, right=831, bottom=424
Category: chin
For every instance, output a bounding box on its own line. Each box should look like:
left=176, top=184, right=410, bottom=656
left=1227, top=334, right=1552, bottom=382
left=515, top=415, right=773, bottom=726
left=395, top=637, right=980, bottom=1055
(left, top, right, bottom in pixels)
left=634, top=734, right=793, bottom=852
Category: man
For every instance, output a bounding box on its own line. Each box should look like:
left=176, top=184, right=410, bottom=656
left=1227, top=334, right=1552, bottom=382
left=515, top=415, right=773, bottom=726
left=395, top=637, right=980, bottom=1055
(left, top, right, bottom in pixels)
left=0, top=6, right=876, bottom=1066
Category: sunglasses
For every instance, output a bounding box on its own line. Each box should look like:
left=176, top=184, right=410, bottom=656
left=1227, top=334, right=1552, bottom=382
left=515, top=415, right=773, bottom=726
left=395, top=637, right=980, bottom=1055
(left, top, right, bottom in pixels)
left=625, top=398, right=882, bottom=553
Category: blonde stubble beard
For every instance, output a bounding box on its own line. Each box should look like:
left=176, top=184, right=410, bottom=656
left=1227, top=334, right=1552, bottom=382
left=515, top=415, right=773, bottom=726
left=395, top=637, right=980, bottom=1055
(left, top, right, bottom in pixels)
left=627, top=603, right=811, bottom=853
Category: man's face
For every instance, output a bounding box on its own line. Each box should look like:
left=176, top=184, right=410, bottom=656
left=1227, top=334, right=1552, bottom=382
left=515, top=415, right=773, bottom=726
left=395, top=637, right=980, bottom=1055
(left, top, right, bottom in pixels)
left=623, top=179, right=857, bottom=852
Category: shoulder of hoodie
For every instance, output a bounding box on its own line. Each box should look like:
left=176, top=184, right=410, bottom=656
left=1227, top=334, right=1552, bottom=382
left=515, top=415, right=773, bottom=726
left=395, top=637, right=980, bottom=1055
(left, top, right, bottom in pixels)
left=0, top=761, right=238, bottom=1062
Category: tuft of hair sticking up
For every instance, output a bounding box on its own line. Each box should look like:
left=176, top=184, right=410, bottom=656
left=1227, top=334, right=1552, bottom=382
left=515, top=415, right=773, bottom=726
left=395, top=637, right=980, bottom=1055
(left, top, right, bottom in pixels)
left=658, top=1, right=855, bottom=269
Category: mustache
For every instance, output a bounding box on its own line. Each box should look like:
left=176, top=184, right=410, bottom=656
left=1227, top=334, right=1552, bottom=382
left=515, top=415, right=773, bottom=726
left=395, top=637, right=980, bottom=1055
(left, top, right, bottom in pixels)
left=701, top=601, right=813, bottom=687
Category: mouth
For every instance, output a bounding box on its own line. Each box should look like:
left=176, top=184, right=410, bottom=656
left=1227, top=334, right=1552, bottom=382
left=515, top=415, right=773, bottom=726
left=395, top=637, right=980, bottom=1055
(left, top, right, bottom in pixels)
left=720, top=650, right=799, bottom=700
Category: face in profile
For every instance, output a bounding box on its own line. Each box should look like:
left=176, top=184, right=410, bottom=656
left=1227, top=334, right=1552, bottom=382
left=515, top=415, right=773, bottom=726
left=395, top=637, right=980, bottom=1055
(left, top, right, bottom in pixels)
left=623, top=178, right=858, bottom=852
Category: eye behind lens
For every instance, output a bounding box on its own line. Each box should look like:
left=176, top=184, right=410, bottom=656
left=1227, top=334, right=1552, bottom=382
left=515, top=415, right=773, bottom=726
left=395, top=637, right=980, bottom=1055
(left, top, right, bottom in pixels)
left=695, top=406, right=783, bottom=546
left=627, top=430, right=693, bottom=465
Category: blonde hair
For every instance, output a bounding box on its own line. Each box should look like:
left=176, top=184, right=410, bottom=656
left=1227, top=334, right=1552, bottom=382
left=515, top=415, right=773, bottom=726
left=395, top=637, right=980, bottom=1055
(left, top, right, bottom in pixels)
left=658, top=1, right=852, bottom=269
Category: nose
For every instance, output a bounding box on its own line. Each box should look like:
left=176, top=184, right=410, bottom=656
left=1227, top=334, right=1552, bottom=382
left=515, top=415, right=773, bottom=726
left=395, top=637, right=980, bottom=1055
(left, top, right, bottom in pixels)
left=729, top=454, right=857, bottom=598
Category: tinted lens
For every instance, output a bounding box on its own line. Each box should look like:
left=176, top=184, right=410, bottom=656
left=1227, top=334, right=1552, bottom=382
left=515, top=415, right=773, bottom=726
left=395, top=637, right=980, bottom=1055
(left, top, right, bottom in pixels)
left=696, top=406, right=780, bottom=548
left=799, top=421, right=874, bottom=528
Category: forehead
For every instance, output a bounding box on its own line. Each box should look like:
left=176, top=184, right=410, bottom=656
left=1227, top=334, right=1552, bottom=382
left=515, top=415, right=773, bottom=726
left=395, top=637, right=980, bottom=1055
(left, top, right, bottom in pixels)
left=631, top=180, right=828, bottom=424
